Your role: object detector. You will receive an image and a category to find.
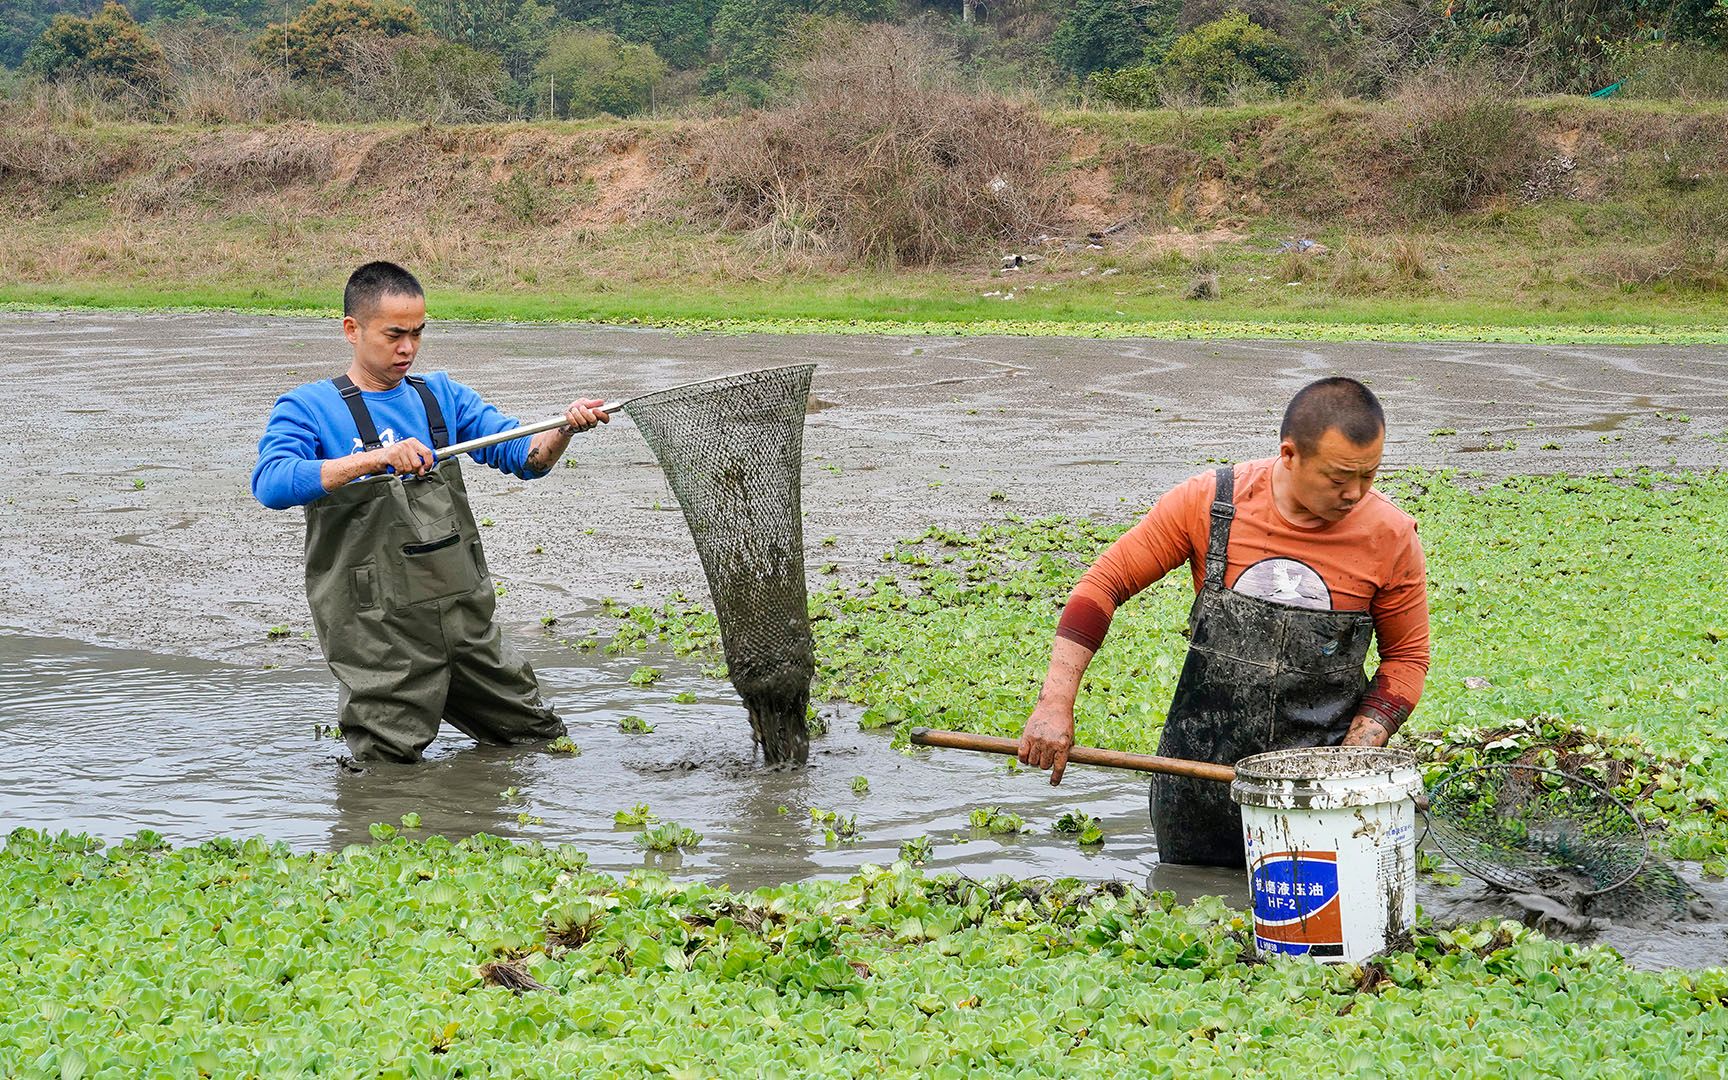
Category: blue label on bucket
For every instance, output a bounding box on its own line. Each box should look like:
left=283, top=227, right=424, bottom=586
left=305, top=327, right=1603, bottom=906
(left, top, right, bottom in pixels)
left=1252, top=850, right=1344, bottom=957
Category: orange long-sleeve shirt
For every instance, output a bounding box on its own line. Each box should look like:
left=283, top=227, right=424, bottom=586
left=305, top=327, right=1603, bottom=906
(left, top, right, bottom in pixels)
left=1055, top=458, right=1430, bottom=732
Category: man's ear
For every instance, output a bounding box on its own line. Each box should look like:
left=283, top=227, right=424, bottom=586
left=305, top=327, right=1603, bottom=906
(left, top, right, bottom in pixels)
left=1277, top=438, right=1299, bottom=467
left=342, top=315, right=360, bottom=345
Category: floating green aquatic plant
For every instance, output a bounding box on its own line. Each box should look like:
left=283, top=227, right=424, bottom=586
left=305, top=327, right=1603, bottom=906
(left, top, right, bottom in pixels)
left=4, top=829, right=1726, bottom=1076
left=614, top=804, right=658, bottom=827
left=638, top=821, right=702, bottom=852
left=1053, top=811, right=1105, bottom=846
left=968, top=807, right=1027, bottom=836
left=618, top=715, right=655, bottom=735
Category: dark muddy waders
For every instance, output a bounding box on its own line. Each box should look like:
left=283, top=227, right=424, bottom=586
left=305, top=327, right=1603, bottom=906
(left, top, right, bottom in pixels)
left=1149, top=466, right=1374, bottom=867
left=304, top=375, right=564, bottom=764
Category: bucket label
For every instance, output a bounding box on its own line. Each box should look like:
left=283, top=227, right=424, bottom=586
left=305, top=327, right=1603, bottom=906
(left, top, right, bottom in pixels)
left=1251, top=850, right=1343, bottom=958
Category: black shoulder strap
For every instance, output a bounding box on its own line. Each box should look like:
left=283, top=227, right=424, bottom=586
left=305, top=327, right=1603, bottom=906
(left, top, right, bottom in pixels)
left=332, top=375, right=383, bottom=452
left=404, top=375, right=448, bottom=450
left=1204, top=465, right=1235, bottom=591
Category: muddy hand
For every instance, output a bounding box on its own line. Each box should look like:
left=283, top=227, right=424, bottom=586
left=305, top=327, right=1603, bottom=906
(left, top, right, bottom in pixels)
left=373, top=437, right=435, bottom=477
left=561, top=398, right=609, bottom=434
left=1018, top=704, right=1075, bottom=786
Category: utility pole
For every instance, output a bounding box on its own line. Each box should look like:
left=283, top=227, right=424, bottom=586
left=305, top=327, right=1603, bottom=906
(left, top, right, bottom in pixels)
left=962, top=0, right=974, bottom=22
left=549, top=71, right=555, bottom=120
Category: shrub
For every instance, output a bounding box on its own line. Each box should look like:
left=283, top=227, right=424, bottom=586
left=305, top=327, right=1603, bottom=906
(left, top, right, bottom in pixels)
left=1377, top=69, right=1539, bottom=217
left=534, top=29, right=668, bottom=119
left=1612, top=41, right=1728, bottom=102
left=1087, top=64, right=1164, bottom=108
left=1156, top=12, right=1300, bottom=104
left=22, top=1, right=168, bottom=98
left=688, top=22, right=1062, bottom=267
left=251, top=0, right=420, bottom=81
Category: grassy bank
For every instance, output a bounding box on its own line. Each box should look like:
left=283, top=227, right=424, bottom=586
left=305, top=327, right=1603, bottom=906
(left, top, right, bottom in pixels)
left=611, top=471, right=1728, bottom=871
left=5, top=829, right=1727, bottom=1076
left=1, top=98, right=1725, bottom=342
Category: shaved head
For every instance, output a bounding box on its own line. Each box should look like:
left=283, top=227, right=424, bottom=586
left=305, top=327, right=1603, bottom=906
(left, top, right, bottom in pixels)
left=343, top=261, right=423, bottom=323
left=1280, top=377, right=1384, bottom=454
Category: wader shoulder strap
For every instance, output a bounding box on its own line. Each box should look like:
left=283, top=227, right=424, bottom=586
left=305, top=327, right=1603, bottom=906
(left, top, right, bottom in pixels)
left=332, top=375, right=383, bottom=451
left=1204, top=465, right=1236, bottom=591
left=404, top=375, right=449, bottom=450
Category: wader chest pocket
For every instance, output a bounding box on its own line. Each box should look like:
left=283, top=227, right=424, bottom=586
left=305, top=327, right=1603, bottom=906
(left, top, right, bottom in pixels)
left=393, top=528, right=479, bottom=606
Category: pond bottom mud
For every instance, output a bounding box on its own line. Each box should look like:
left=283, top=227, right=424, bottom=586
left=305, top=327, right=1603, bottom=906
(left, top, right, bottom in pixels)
left=2, top=629, right=1725, bottom=971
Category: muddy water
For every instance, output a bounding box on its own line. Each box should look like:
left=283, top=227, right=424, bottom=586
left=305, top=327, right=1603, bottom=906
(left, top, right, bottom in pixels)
left=0, top=629, right=1230, bottom=897
left=6, top=629, right=1726, bottom=970
left=2, top=312, right=1726, bottom=667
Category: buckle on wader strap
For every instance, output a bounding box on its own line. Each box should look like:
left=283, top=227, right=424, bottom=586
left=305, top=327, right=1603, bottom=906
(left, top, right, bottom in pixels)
left=1204, top=465, right=1235, bottom=591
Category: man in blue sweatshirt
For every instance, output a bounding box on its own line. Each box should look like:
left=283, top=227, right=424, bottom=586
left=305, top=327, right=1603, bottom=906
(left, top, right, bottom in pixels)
left=252, top=261, right=608, bottom=764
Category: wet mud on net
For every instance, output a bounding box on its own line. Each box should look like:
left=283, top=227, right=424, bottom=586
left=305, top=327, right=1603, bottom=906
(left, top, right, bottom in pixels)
left=625, top=365, right=817, bottom=765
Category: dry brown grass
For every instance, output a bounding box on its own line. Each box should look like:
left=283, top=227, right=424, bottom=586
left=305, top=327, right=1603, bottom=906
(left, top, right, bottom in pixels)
left=1327, top=234, right=1448, bottom=295
left=1373, top=69, right=1543, bottom=218
left=683, top=24, right=1064, bottom=267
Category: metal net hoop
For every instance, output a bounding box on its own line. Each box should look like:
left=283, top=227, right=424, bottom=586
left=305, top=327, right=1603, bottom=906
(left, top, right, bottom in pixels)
left=1424, top=763, right=1649, bottom=898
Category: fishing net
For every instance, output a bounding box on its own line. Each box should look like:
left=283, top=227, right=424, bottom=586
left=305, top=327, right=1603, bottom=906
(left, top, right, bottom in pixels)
left=622, top=364, right=817, bottom=765
left=1425, top=764, right=1649, bottom=900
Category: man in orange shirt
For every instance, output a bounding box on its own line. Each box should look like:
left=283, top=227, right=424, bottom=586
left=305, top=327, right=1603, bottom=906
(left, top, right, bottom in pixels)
left=1017, top=377, right=1430, bottom=867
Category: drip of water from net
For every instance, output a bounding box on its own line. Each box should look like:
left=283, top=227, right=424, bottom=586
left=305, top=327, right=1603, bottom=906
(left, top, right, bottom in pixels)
left=624, top=365, right=817, bottom=765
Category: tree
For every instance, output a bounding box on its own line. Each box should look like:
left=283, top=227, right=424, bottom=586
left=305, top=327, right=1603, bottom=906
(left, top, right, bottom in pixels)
left=1048, top=0, right=1178, bottom=77
left=554, top=0, right=715, bottom=68
left=1156, top=11, right=1300, bottom=101
left=22, top=1, right=168, bottom=91
left=251, top=0, right=420, bottom=80
left=1, top=0, right=103, bottom=68
left=534, top=27, right=667, bottom=116
left=412, top=0, right=554, bottom=83
left=706, top=0, right=792, bottom=100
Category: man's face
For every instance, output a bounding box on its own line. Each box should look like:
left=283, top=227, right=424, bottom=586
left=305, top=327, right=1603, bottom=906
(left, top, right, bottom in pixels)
left=342, top=292, right=426, bottom=388
left=1279, top=427, right=1384, bottom=523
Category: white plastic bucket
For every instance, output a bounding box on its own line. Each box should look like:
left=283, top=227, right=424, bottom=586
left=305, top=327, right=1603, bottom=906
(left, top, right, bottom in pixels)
left=1231, top=746, right=1422, bottom=964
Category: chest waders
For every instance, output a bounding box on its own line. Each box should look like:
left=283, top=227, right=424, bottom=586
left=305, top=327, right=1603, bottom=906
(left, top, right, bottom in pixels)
left=1149, top=466, right=1375, bottom=867
left=303, top=376, right=564, bottom=764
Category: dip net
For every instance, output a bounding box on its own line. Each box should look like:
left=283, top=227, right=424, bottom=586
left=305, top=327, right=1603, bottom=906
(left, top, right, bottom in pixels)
left=622, top=364, right=817, bottom=765
left=1425, top=764, right=1648, bottom=900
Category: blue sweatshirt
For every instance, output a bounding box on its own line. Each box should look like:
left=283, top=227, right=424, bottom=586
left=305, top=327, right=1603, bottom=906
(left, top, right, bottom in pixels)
left=251, top=372, right=546, bottom=510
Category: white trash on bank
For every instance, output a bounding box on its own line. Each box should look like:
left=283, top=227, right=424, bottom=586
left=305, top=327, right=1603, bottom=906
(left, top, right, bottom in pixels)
left=1231, top=747, right=1422, bottom=964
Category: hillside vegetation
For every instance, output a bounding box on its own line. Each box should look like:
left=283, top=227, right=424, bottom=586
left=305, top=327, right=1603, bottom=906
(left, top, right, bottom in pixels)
left=3, top=69, right=1725, bottom=338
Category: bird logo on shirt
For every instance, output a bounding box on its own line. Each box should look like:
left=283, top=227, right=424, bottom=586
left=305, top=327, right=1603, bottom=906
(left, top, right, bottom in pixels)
left=1234, top=558, right=1332, bottom=610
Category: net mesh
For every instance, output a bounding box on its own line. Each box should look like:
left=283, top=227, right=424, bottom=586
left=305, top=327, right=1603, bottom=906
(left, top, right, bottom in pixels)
left=1425, top=764, right=1648, bottom=900
left=624, top=364, right=817, bottom=765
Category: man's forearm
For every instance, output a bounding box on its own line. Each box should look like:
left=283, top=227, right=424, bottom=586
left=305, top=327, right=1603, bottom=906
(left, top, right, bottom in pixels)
left=319, top=452, right=378, bottom=492
left=1340, top=713, right=1393, bottom=747
left=1038, top=635, right=1096, bottom=709
left=525, top=429, right=572, bottom=474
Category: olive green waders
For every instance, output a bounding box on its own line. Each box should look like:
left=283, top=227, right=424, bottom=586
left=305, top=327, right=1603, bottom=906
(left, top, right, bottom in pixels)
left=303, top=376, right=564, bottom=763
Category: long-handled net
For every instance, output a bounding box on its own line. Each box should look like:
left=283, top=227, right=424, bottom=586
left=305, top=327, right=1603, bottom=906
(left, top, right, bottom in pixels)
left=621, top=365, right=818, bottom=766
left=1423, top=764, right=1649, bottom=899
left=440, top=364, right=820, bottom=764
